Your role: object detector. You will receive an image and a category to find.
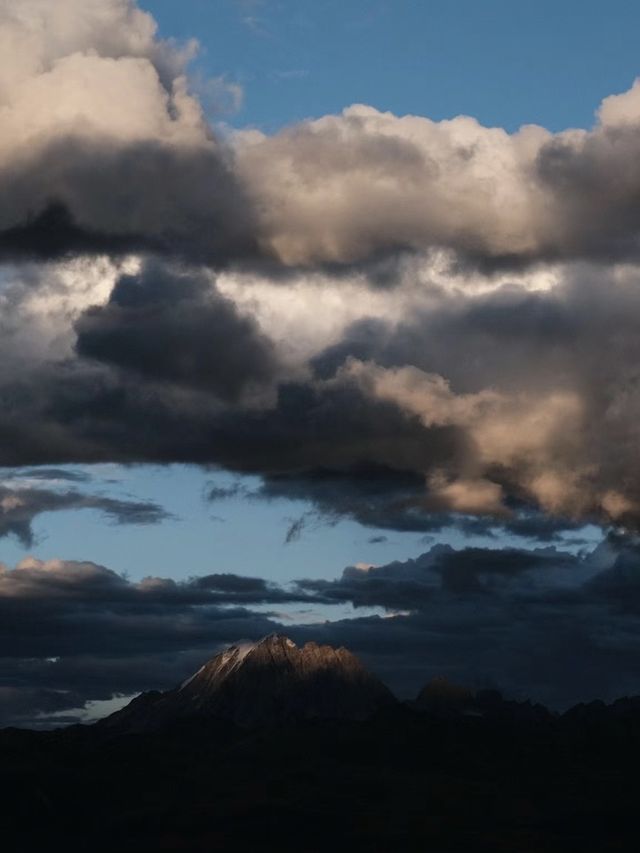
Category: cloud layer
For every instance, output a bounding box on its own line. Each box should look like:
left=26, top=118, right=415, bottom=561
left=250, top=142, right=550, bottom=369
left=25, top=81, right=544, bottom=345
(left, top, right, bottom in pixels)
left=5, top=1, right=640, bottom=271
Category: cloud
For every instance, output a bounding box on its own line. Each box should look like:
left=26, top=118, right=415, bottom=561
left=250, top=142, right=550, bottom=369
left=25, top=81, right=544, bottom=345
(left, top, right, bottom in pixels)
left=266, top=266, right=640, bottom=530
left=6, top=0, right=640, bottom=728
left=1, top=468, right=91, bottom=483
left=5, top=256, right=640, bottom=536
left=0, top=556, right=313, bottom=726
left=296, top=543, right=579, bottom=609
left=0, top=484, right=170, bottom=546
left=75, top=260, right=279, bottom=402
left=233, top=83, right=640, bottom=269
left=0, top=0, right=255, bottom=264
left=0, top=557, right=311, bottom=608
left=6, top=3, right=640, bottom=271
left=292, top=535, right=640, bottom=706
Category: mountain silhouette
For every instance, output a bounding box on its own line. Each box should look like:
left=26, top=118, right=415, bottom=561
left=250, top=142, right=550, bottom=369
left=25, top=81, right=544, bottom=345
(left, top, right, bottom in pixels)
left=100, top=634, right=396, bottom=730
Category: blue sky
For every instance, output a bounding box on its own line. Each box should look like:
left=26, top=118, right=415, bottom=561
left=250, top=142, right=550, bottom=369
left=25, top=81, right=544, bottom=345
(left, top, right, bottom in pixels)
left=4, top=462, right=568, bottom=583
left=145, top=0, right=640, bottom=132
left=0, top=464, right=438, bottom=582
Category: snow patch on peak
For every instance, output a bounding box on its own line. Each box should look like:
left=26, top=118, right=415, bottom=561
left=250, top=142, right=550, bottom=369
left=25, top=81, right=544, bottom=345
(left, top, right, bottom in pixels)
left=215, top=640, right=260, bottom=675
left=231, top=640, right=259, bottom=662
left=260, top=633, right=297, bottom=648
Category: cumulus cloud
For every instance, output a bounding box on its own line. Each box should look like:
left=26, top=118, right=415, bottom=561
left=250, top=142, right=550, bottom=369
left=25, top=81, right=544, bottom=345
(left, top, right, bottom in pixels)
left=234, top=82, right=640, bottom=269
left=5, top=256, right=640, bottom=536
left=75, top=261, right=279, bottom=402
left=5, top=2, right=640, bottom=270
left=281, top=265, right=640, bottom=530
left=234, top=106, right=549, bottom=267
left=0, top=0, right=255, bottom=263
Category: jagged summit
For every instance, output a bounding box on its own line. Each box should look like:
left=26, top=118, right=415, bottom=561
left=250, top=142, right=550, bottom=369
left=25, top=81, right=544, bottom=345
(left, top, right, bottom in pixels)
left=101, top=634, right=396, bottom=730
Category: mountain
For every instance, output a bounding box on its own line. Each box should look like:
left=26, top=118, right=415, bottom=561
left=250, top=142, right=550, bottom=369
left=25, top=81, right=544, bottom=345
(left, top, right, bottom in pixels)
left=100, top=634, right=396, bottom=730
left=415, top=677, right=553, bottom=724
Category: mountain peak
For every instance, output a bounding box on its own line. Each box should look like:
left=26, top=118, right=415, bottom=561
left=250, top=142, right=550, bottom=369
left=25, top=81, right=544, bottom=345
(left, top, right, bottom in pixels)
left=103, top=636, right=396, bottom=731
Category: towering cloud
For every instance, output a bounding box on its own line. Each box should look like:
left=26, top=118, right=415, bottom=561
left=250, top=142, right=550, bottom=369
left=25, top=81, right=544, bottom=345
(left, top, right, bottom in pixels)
left=0, top=0, right=254, bottom=262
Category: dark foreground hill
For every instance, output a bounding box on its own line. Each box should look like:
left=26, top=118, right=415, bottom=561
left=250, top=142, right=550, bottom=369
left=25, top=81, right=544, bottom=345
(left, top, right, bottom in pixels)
left=2, top=637, right=640, bottom=852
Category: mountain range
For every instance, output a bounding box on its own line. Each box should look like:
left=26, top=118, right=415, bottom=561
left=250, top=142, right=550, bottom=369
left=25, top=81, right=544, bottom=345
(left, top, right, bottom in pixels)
left=99, top=633, right=625, bottom=731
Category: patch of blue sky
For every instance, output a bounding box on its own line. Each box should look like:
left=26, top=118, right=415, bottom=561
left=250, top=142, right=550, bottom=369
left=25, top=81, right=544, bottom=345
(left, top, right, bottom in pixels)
left=0, top=463, right=603, bottom=584
left=144, top=0, right=640, bottom=133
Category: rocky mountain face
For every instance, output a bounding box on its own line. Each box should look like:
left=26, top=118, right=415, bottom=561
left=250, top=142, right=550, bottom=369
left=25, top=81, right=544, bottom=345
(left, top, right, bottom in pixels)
left=101, top=634, right=396, bottom=730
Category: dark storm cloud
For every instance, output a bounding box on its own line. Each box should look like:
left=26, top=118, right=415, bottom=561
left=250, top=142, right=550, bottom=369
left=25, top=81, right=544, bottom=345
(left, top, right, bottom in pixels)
left=251, top=469, right=585, bottom=542
left=0, top=557, right=312, bottom=726
left=75, top=262, right=278, bottom=401
left=282, top=267, right=640, bottom=529
left=0, top=353, right=464, bottom=469
left=0, top=485, right=169, bottom=547
left=291, top=536, right=640, bottom=706
left=296, top=544, right=579, bottom=609
left=5, top=259, right=640, bottom=535
left=0, top=142, right=256, bottom=266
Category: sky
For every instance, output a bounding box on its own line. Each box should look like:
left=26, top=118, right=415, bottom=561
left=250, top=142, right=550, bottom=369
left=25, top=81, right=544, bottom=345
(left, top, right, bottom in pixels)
left=145, top=0, right=640, bottom=133
left=2, top=0, right=640, bottom=726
